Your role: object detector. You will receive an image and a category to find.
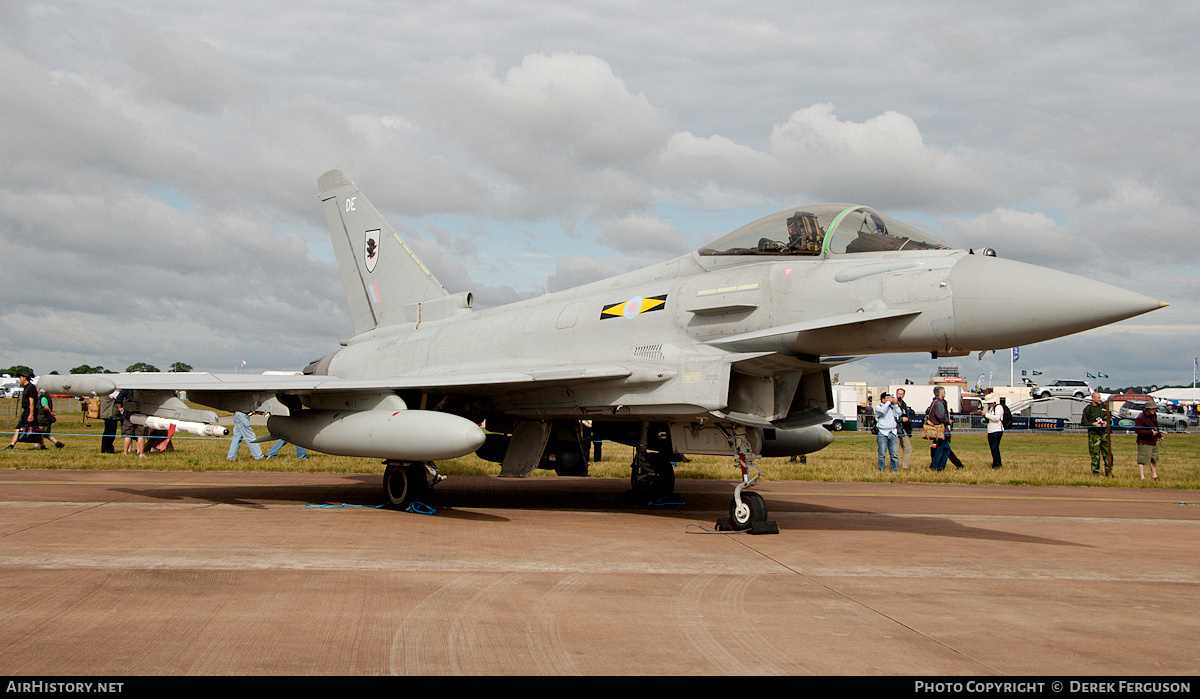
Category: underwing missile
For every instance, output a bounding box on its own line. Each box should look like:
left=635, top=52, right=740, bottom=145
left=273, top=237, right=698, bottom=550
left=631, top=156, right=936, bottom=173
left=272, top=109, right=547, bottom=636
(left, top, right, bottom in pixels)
left=267, top=409, right=486, bottom=461
left=129, top=414, right=229, bottom=437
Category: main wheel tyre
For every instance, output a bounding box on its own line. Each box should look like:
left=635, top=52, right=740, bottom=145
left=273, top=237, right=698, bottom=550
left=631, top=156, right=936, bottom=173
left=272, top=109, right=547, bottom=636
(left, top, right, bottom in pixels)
left=729, top=491, right=767, bottom=530
left=651, top=456, right=675, bottom=497
left=631, top=452, right=675, bottom=498
left=551, top=446, right=589, bottom=477
left=383, top=461, right=429, bottom=510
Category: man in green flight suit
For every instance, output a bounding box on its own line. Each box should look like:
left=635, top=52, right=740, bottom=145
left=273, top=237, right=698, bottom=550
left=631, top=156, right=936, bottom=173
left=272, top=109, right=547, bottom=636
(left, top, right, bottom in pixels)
left=1081, top=392, right=1112, bottom=476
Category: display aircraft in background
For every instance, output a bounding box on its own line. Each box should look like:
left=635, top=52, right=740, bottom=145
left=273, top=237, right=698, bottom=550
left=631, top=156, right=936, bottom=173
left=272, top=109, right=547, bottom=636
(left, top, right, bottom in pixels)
left=44, top=170, right=1167, bottom=530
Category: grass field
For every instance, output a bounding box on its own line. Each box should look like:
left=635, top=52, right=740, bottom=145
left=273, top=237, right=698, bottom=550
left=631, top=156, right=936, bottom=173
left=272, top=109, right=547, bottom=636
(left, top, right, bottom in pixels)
left=5, top=405, right=1198, bottom=489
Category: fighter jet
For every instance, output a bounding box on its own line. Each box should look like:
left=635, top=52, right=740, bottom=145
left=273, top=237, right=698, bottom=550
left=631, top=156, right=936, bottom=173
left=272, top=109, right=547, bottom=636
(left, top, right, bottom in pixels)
left=43, top=170, right=1166, bottom=530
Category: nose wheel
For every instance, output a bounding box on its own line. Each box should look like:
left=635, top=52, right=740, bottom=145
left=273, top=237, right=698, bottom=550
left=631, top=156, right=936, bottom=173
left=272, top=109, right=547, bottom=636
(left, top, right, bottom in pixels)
left=730, top=490, right=767, bottom=528
left=715, top=427, right=779, bottom=534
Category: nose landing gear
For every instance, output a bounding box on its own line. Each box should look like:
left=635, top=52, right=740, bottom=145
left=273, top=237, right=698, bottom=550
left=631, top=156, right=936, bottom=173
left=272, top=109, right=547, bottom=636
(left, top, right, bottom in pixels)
left=716, top=427, right=778, bottom=534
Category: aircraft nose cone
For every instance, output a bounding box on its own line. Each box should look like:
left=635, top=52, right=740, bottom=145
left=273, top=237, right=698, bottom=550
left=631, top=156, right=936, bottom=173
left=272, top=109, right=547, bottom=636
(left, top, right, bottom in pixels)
left=948, top=254, right=1166, bottom=349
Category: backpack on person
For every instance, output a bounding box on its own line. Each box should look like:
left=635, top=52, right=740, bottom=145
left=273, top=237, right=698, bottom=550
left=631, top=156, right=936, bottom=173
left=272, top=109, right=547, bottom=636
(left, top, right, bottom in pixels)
left=38, top=393, right=56, bottom=424
left=1001, top=403, right=1013, bottom=430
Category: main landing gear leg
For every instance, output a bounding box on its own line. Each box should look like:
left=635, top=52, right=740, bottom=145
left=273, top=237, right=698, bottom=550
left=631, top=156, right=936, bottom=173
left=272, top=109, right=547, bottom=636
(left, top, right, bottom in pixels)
left=629, top=422, right=676, bottom=500
left=717, top=428, right=778, bottom=534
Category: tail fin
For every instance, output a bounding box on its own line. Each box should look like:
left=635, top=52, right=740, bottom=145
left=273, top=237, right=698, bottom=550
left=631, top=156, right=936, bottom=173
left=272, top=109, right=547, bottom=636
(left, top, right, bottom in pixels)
left=318, top=169, right=447, bottom=334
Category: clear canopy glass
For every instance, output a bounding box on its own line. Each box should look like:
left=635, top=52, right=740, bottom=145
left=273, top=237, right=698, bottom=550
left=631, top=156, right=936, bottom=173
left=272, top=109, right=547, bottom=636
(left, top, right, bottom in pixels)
left=697, top=205, right=954, bottom=256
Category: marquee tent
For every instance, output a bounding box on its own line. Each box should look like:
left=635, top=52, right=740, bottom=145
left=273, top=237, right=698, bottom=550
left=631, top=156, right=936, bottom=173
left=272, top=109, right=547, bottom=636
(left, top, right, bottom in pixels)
left=1150, top=388, right=1200, bottom=403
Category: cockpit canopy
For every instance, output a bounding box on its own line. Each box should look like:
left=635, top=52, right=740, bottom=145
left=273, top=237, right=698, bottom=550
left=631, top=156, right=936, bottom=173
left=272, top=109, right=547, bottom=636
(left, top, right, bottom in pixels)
left=697, top=205, right=954, bottom=256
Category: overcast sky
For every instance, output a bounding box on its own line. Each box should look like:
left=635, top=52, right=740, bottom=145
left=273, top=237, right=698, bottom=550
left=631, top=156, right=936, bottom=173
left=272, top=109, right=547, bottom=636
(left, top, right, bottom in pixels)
left=1, top=1, right=1197, bottom=389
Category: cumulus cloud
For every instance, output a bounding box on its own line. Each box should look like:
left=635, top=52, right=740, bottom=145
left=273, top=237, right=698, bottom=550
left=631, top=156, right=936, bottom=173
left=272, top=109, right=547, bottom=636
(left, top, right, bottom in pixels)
left=0, top=186, right=347, bottom=372
left=938, top=179, right=1200, bottom=288
left=655, top=131, right=783, bottom=202
left=408, top=53, right=668, bottom=218
left=939, top=209, right=1084, bottom=272
left=545, top=256, right=637, bottom=294
left=649, top=104, right=1001, bottom=214
left=111, top=13, right=261, bottom=114
left=1073, top=180, right=1199, bottom=274
left=768, top=105, right=995, bottom=208
left=593, top=214, right=691, bottom=256
left=402, top=236, right=535, bottom=309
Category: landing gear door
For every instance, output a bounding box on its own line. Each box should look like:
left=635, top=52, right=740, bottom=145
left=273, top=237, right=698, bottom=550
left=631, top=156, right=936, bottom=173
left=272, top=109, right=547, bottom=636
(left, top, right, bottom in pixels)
left=500, top=420, right=552, bottom=478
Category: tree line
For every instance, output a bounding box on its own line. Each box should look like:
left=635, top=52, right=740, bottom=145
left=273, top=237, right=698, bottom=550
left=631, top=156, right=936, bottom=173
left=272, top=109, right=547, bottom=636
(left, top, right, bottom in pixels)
left=2, top=362, right=193, bottom=376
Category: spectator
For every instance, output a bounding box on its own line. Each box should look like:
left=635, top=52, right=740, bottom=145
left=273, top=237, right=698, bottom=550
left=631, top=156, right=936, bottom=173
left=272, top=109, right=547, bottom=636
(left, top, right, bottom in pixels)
left=874, top=392, right=901, bottom=472
left=98, top=390, right=120, bottom=454
left=983, top=393, right=1004, bottom=468
left=1080, top=392, right=1112, bottom=477
left=227, top=411, right=264, bottom=461
left=6, top=371, right=41, bottom=449
left=35, top=389, right=65, bottom=448
left=116, top=388, right=146, bottom=457
left=1134, top=401, right=1163, bottom=481
left=895, top=387, right=915, bottom=470
left=265, top=439, right=307, bottom=460
left=926, top=386, right=952, bottom=471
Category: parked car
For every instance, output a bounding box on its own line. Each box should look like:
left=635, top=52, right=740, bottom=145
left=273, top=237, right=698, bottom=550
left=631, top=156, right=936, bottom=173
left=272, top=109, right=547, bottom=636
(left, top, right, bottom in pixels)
left=823, top=412, right=846, bottom=431
left=1117, top=400, right=1189, bottom=431
left=1030, top=380, right=1090, bottom=399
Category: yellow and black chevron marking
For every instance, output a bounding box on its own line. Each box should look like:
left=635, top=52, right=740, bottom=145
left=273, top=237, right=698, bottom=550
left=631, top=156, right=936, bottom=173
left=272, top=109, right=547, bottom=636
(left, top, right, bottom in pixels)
left=600, top=294, right=668, bottom=319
